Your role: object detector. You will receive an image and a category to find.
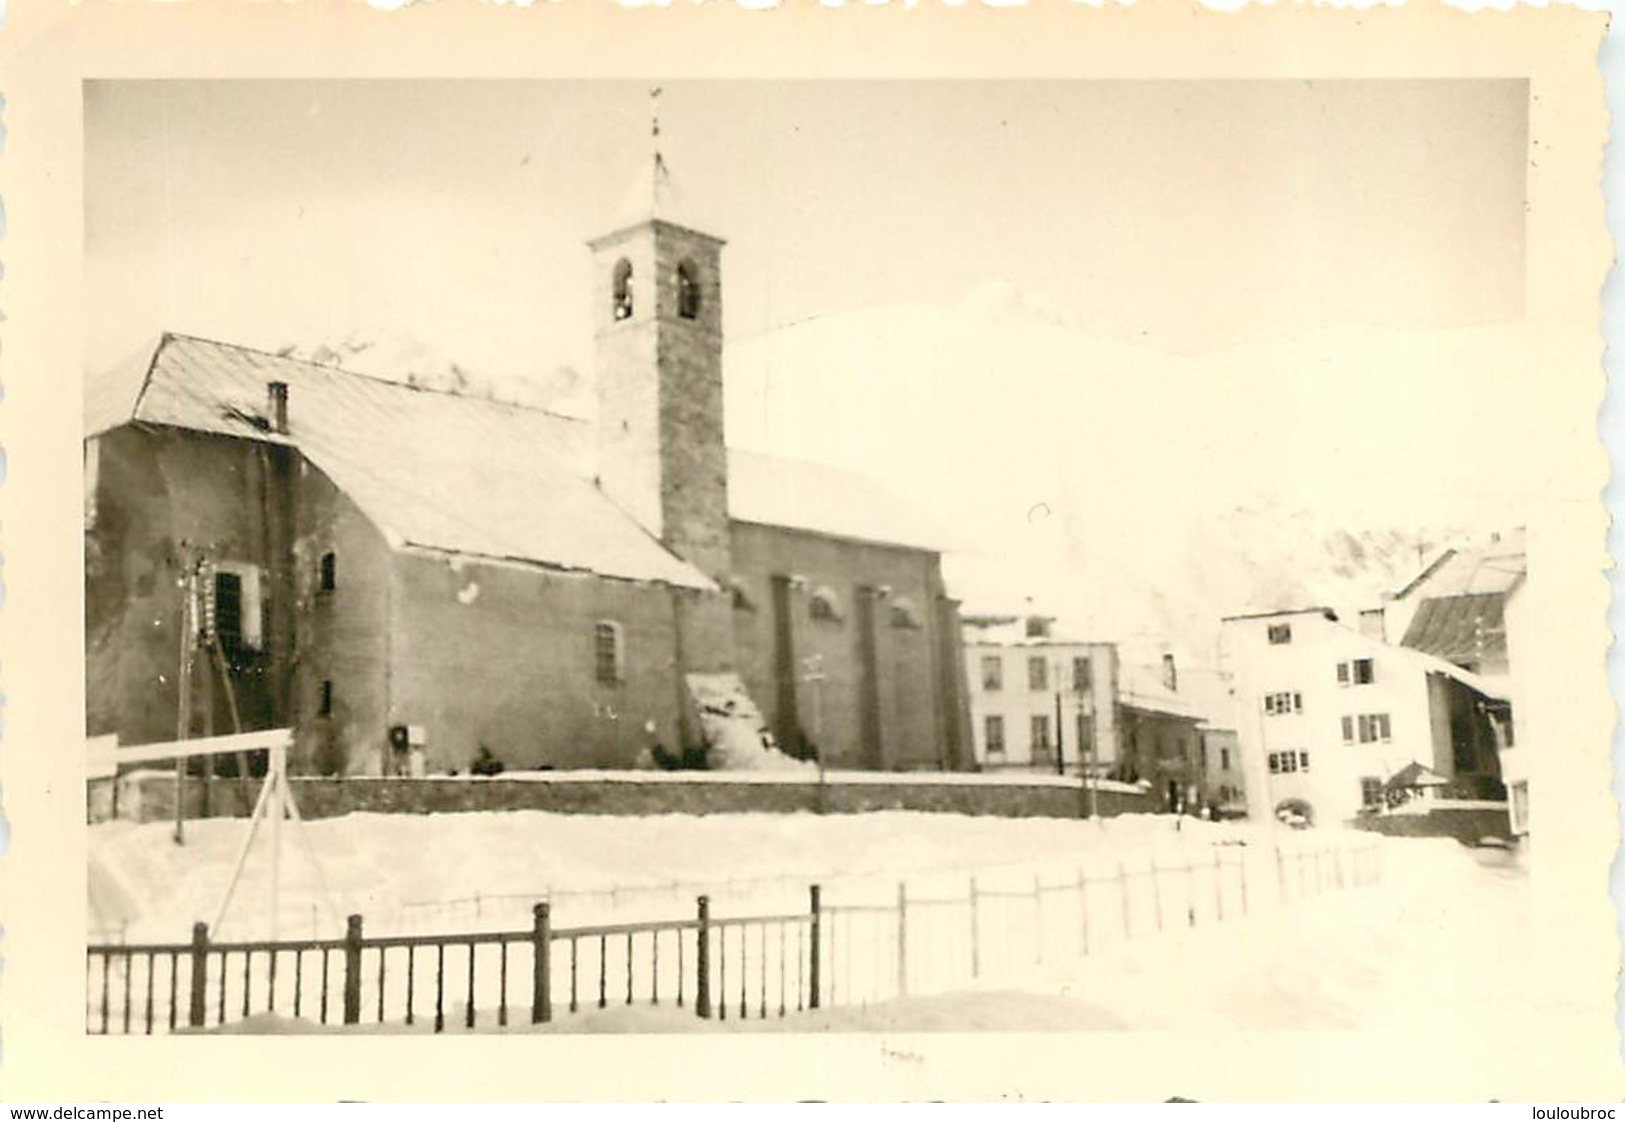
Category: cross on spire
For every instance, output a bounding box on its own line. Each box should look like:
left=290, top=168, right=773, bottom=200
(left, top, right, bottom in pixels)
left=650, top=86, right=666, bottom=173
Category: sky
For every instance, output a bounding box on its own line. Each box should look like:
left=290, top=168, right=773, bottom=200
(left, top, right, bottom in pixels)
left=87, top=79, right=1526, bottom=376
left=85, top=79, right=1534, bottom=640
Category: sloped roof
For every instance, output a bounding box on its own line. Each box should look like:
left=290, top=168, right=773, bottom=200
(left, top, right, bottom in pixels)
left=1395, top=531, right=1527, bottom=599
left=591, top=153, right=720, bottom=246
left=89, top=333, right=949, bottom=584
left=726, top=448, right=953, bottom=552
left=95, top=333, right=713, bottom=590
left=1401, top=593, right=1507, bottom=668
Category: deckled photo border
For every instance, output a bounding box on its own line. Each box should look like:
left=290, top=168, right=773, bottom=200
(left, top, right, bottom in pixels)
left=0, top=1, right=1617, bottom=1102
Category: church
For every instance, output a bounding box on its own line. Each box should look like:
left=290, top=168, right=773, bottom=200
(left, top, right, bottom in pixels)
left=84, top=150, right=976, bottom=778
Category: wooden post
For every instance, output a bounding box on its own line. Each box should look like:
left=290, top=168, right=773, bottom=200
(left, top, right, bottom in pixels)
left=187, top=922, right=209, bottom=1028
left=342, top=914, right=364, bottom=1025
left=968, top=875, right=981, bottom=979
left=895, top=882, right=908, bottom=998
left=174, top=562, right=196, bottom=845
left=806, top=887, right=821, bottom=1011
left=531, top=902, right=551, bottom=1023
left=696, top=895, right=713, bottom=1018
left=268, top=743, right=284, bottom=942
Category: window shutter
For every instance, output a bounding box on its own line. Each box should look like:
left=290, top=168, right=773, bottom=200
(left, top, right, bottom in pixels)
left=1336, top=662, right=1349, bottom=686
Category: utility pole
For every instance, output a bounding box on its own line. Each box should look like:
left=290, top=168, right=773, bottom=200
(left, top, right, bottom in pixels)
left=802, top=654, right=827, bottom=810
left=1054, top=672, right=1066, bottom=777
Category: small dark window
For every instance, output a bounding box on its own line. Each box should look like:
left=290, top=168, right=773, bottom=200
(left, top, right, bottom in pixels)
left=595, top=621, right=624, bottom=684
left=1220, top=747, right=1231, bottom=770
left=1342, top=716, right=1355, bottom=743
left=1361, top=777, right=1384, bottom=808
left=1072, top=657, right=1091, bottom=692
left=1162, top=653, right=1178, bottom=692
left=981, top=656, right=1003, bottom=692
left=214, top=571, right=243, bottom=660
left=612, top=258, right=634, bottom=321
left=1031, top=715, right=1052, bottom=756
left=677, top=260, right=701, bottom=320
left=318, top=679, right=334, bottom=717
left=985, top=715, right=1006, bottom=755
left=1352, top=658, right=1374, bottom=685
left=1267, top=623, right=1292, bottom=645
left=1025, top=616, right=1050, bottom=639
left=1028, top=657, right=1048, bottom=692
left=319, top=551, right=336, bottom=592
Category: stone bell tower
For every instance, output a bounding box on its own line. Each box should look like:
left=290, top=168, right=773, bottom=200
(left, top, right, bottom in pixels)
left=588, top=125, right=734, bottom=672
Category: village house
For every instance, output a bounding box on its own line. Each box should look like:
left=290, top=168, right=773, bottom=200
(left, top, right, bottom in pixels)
left=84, top=152, right=975, bottom=778
left=1220, top=604, right=1511, bottom=827
left=1386, top=530, right=1529, bottom=833
left=961, top=613, right=1205, bottom=811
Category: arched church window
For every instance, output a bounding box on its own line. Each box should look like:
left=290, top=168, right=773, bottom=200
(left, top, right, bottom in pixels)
left=809, top=586, right=843, bottom=623
left=612, top=259, right=634, bottom=321
left=677, top=260, right=701, bottom=321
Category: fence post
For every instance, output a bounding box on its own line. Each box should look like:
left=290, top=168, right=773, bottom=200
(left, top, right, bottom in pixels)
left=807, top=886, right=822, bottom=1011
left=531, top=902, right=551, bottom=1024
left=188, top=922, right=209, bottom=1029
left=696, top=895, right=713, bottom=1019
left=342, top=914, right=364, bottom=1025
left=896, top=882, right=908, bottom=998
left=968, top=875, right=981, bottom=979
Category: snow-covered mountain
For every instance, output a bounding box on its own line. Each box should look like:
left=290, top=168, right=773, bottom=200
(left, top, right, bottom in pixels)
left=724, top=282, right=1525, bottom=668
left=279, top=329, right=591, bottom=416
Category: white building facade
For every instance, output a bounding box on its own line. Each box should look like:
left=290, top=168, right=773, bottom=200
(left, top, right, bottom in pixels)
left=962, top=617, right=1119, bottom=776
left=1222, top=607, right=1509, bottom=826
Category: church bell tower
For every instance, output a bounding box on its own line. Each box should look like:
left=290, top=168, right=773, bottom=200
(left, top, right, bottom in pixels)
left=589, top=100, right=734, bottom=669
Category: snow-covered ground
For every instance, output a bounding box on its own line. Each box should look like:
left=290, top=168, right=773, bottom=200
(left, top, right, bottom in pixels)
left=85, top=810, right=1548, bottom=1046
left=90, top=809, right=1265, bottom=942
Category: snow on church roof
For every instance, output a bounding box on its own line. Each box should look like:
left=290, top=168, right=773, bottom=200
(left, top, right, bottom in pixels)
left=89, top=333, right=948, bottom=584
left=98, top=333, right=715, bottom=590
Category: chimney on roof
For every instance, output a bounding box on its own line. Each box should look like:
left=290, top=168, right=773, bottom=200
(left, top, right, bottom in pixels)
left=267, top=381, right=289, bottom=434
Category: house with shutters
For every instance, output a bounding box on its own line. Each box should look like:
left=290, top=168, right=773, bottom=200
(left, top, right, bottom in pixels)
left=1220, top=604, right=1510, bottom=826
left=83, top=150, right=975, bottom=778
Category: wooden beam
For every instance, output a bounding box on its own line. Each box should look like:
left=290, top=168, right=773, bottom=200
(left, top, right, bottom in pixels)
left=104, top=728, right=294, bottom=767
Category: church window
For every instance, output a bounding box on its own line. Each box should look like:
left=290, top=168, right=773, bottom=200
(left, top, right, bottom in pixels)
left=889, top=597, right=922, bottom=629
left=214, top=571, right=244, bottom=660
left=319, top=551, right=337, bottom=592
left=677, top=260, right=701, bottom=320
left=809, top=586, right=843, bottom=623
left=594, top=620, right=625, bottom=684
left=612, top=259, right=634, bottom=321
